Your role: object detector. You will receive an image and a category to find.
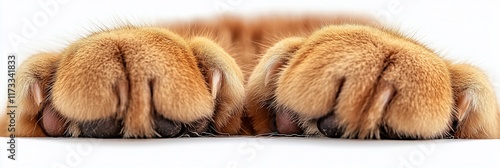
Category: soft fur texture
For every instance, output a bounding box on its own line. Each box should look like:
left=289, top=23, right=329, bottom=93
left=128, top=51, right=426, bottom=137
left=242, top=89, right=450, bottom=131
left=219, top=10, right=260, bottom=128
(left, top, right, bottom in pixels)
left=1, top=15, right=499, bottom=139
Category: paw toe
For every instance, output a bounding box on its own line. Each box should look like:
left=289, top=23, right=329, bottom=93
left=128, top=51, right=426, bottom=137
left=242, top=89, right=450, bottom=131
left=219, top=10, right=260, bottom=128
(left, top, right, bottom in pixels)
left=317, top=114, right=342, bottom=138
left=39, top=103, right=68, bottom=137
left=153, top=114, right=183, bottom=138
left=79, top=118, right=122, bottom=138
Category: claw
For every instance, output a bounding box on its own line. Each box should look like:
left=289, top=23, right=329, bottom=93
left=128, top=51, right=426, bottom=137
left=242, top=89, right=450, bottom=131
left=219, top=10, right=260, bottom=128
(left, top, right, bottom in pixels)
left=209, top=69, right=222, bottom=99
left=359, top=80, right=395, bottom=139
left=456, top=93, right=472, bottom=123
left=32, top=82, right=43, bottom=106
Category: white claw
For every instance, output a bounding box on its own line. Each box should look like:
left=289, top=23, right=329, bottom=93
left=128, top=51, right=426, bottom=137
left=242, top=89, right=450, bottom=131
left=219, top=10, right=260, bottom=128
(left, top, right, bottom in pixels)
left=211, top=69, right=222, bottom=99
left=32, top=83, right=43, bottom=106
left=264, top=57, right=283, bottom=87
left=456, top=93, right=472, bottom=123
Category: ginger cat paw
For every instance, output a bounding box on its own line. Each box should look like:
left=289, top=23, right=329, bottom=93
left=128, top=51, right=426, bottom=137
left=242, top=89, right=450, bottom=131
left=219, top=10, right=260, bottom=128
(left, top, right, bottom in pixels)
left=246, top=24, right=500, bottom=139
left=7, top=27, right=245, bottom=138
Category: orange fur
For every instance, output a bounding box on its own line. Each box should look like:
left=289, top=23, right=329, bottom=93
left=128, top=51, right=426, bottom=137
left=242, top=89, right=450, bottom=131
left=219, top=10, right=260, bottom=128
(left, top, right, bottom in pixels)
left=1, top=15, right=498, bottom=139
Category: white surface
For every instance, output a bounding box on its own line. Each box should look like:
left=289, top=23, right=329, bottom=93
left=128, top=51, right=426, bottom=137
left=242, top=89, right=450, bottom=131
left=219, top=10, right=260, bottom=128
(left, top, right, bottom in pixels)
left=1, top=0, right=500, bottom=168
left=1, top=137, right=500, bottom=168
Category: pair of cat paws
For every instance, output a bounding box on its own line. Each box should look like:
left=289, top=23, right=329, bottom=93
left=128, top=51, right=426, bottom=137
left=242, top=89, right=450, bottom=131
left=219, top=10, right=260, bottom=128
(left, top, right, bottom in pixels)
left=3, top=23, right=499, bottom=139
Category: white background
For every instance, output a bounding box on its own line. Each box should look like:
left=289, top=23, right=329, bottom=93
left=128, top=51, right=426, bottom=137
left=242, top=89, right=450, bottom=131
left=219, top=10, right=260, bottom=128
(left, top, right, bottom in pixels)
left=1, top=0, right=500, bottom=168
